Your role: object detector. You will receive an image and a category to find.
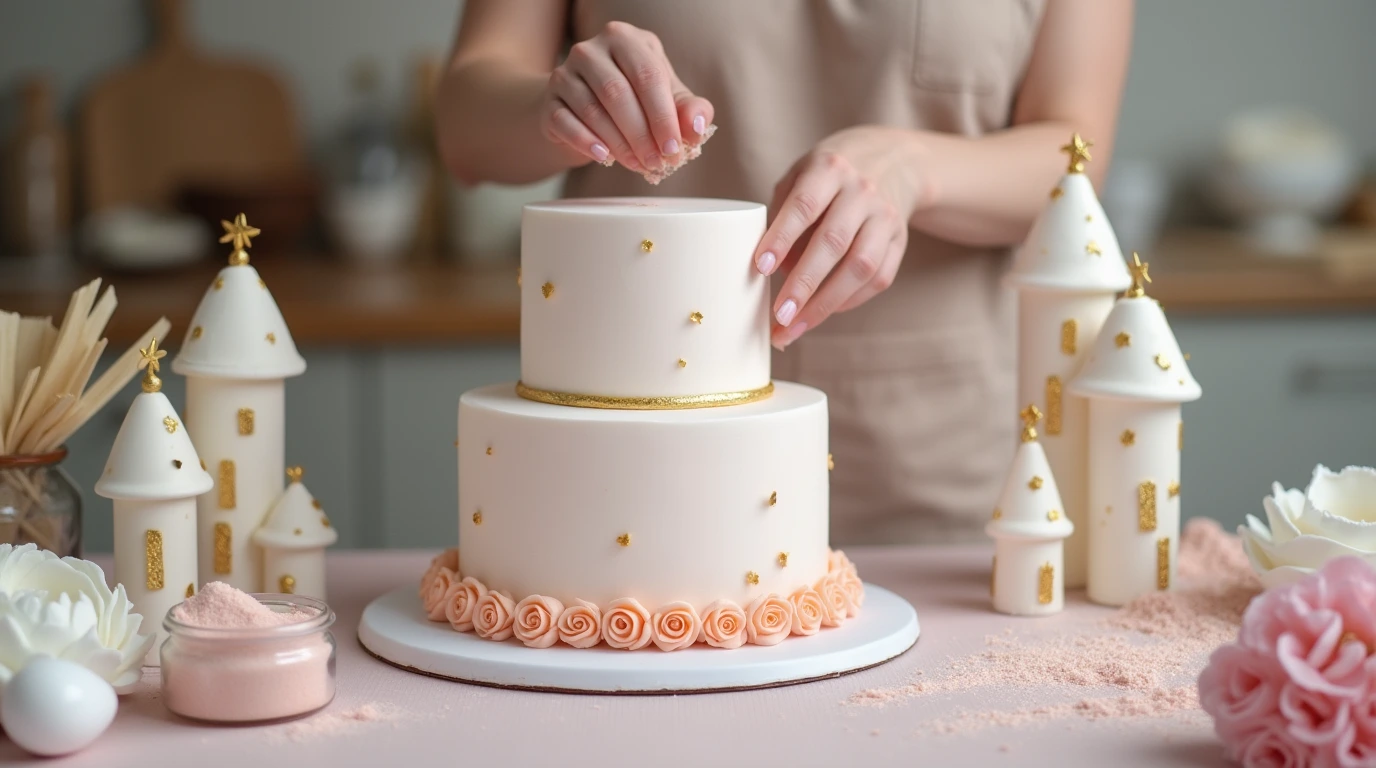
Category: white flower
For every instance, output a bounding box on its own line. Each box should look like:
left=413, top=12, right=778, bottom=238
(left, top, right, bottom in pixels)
left=1239, top=465, right=1376, bottom=589
left=0, top=544, right=153, bottom=693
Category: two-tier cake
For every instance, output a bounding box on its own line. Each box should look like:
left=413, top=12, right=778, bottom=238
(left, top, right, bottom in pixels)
left=419, top=198, right=863, bottom=651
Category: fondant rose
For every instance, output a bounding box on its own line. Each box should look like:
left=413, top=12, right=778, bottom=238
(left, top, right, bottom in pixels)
left=838, top=565, right=865, bottom=614
left=828, top=549, right=852, bottom=574
left=557, top=599, right=602, bottom=648
left=420, top=548, right=459, bottom=593
left=1239, top=465, right=1376, bottom=588
left=699, top=599, right=748, bottom=649
left=444, top=576, right=487, bottom=633
left=473, top=590, right=516, bottom=641
left=787, top=586, right=825, bottom=636
left=513, top=595, right=565, bottom=649
left=650, top=601, right=701, bottom=652
left=423, top=566, right=457, bottom=621
left=602, top=598, right=653, bottom=650
left=815, top=573, right=853, bottom=628
left=746, top=594, right=795, bottom=647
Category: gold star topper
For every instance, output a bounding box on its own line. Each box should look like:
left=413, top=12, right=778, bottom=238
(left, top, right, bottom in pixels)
left=1061, top=133, right=1093, bottom=174
left=1125, top=252, right=1152, bottom=298
left=220, top=213, right=261, bottom=266
left=1020, top=404, right=1043, bottom=443
left=138, top=336, right=168, bottom=393
left=286, top=466, right=304, bottom=483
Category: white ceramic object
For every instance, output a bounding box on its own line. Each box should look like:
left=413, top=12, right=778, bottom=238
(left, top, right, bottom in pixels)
left=1240, top=465, right=1376, bottom=589
left=520, top=198, right=769, bottom=400
left=986, top=434, right=1073, bottom=616
left=458, top=382, right=829, bottom=609
left=253, top=476, right=337, bottom=600
left=328, top=169, right=422, bottom=265
left=448, top=175, right=566, bottom=264
left=83, top=208, right=209, bottom=271
left=1, top=657, right=117, bottom=756
left=358, top=583, right=918, bottom=693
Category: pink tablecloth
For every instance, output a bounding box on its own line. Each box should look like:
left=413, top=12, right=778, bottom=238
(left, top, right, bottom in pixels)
left=0, top=548, right=1228, bottom=768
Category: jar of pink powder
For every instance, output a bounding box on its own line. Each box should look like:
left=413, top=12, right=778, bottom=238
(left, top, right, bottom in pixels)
left=161, top=583, right=336, bottom=724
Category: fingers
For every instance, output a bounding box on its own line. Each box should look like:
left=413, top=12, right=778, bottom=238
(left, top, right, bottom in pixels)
left=834, top=233, right=904, bottom=314
left=548, top=67, right=643, bottom=171
left=542, top=99, right=611, bottom=166
left=753, top=157, right=842, bottom=279
left=566, top=42, right=661, bottom=170
left=609, top=35, right=683, bottom=160
left=771, top=184, right=869, bottom=334
left=672, top=82, right=714, bottom=145
left=792, top=215, right=893, bottom=329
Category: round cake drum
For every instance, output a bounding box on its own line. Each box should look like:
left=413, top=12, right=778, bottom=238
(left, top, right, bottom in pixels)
left=358, top=584, right=919, bottom=694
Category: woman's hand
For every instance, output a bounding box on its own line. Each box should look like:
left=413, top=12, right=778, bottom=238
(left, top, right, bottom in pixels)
left=540, top=21, right=713, bottom=173
left=757, top=127, right=923, bottom=349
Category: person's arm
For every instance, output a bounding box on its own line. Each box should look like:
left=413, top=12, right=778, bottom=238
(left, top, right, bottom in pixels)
left=760, top=0, right=1133, bottom=347
left=437, top=1, right=713, bottom=186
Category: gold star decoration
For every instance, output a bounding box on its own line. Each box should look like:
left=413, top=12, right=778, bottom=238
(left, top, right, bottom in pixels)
left=473, top=510, right=483, bottom=525
left=640, top=239, right=654, bottom=253
left=745, top=570, right=760, bottom=586
left=265, top=332, right=277, bottom=344
left=1085, top=214, right=1093, bottom=223
left=213, top=276, right=224, bottom=291
left=1020, top=404, right=1042, bottom=443
left=486, top=446, right=493, bottom=456
left=163, top=415, right=179, bottom=434
left=1085, top=240, right=1102, bottom=256
left=192, top=326, right=203, bottom=340
left=322, top=517, right=331, bottom=528
left=1125, top=252, right=1152, bottom=298
left=541, top=282, right=555, bottom=299
left=777, top=552, right=789, bottom=567
left=1049, top=186, right=1064, bottom=201
left=1155, top=354, right=1172, bottom=370
left=1121, top=429, right=1136, bottom=446
left=1029, top=476, right=1044, bottom=490
left=311, top=499, right=322, bottom=510
left=286, top=466, right=304, bottom=483
left=1047, top=509, right=1061, bottom=522
left=1115, top=331, right=1131, bottom=348
left=138, top=336, right=168, bottom=393
left=768, top=491, right=778, bottom=507
left=1169, top=481, right=1181, bottom=498
left=678, top=358, right=687, bottom=368
left=689, top=311, right=703, bottom=324
left=616, top=532, right=632, bottom=547
left=220, top=213, right=261, bottom=265
left=992, top=508, right=1002, bottom=520
left=1060, top=133, right=1093, bottom=174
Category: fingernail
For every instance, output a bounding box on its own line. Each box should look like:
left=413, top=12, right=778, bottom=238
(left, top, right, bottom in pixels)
left=756, top=251, right=776, bottom=275
left=693, top=115, right=706, bottom=135
left=774, top=321, right=809, bottom=350
left=776, top=299, right=798, bottom=327
left=590, top=143, right=609, bottom=163
left=663, top=138, right=679, bottom=155
left=647, top=153, right=665, bottom=169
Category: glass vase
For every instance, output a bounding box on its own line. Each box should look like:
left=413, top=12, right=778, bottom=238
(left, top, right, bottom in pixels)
left=0, top=447, right=82, bottom=557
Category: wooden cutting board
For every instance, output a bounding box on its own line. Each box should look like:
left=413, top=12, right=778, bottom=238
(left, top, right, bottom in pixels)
left=81, top=0, right=306, bottom=213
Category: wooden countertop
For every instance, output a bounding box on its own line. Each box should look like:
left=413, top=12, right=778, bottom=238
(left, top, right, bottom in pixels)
left=2, top=230, right=1374, bottom=345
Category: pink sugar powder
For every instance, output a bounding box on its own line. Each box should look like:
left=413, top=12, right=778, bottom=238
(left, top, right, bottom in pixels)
left=171, top=582, right=314, bottom=629
left=278, top=703, right=399, bottom=742
left=640, top=124, right=717, bottom=185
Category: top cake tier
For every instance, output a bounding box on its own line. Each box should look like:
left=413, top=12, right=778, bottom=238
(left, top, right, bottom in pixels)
left=520, top=198, right=770, bottom=405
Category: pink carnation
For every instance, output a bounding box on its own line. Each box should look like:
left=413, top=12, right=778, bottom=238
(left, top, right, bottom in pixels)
left=1200, top=557, right=1376, bottom=765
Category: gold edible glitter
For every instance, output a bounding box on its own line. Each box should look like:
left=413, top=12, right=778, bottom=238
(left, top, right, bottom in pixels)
left=1169, top=481, right=1181, bottom=498
left=486, top=446, right=493, bottom=455
left=1038, top=562, right=1055, bottom=605
left=677, top=358, right=687, bottom=368
left=218, top=460, right=236, bottom=509
left=640, top=239, right=654, bottom=253
left=1155, top=354, right=1172, bottom=370
left=1045, top=376, right=1063, bottom=435
left=1029, top=476, right=1044, bottom=490
left=185, top=583, right=195, bottom=598
left=1139, top=481, right=1157, bottom=532
left=1121, top=429, right=1136, bottom=446
left=1047, top=509, right=1061, bottom=522
left=279, top=575, right=296, bottom=594
left=1060, top=319, right=1077, bottom=355
left=213, top=523, right=232, bottom=574
left=238, top=408, right=255, bottom=435
left=1086, top=240, right=1102, bottom=256
left=265, top=332, right=276, bottom=344
left=213, top=276, right=224, bottom=290
left=145, top=530, right=164, bottom=590
left=617, top=532, right=631, bottom=547
left=746, top=571, right=760, bottom=586
left=192, top=326, right=203, bottom=339
left=1049, top=186, right=1064, bottom=200
left=1115, top=332, right=1131, bottom=348
left=1157, top=538, right=1171, bottom=590
left=163, top=415, right=179, bottom=433
left=768, top=491, right=778, bottom=507
left=541, top=282, right=554, bottom=299
left=473, top=510, right=483, bottom=525
left=777, top=552, right=789, bottom=567
left=992, top=508, right=1002, bottom=520
left=172, top=459, right=182, bottom=469
left=827, top=453, right=834, bottom=471
left=689, top=311, right=703, bottom=324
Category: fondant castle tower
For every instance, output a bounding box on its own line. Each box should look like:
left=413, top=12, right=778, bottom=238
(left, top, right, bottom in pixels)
left=253, top=466, right=337, bottom=600
left=172, top=215, right=306, bottom=591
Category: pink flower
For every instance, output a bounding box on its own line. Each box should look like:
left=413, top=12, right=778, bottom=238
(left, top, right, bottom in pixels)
left=556, top=599, right=602, bottom=648
left=838, top=564, right=865, bottom=615
left=650, top=602, right=701, bottom=652
left=473, top=590, right=516, bottom=641
left=815, top=573, right=853, bottom=628
left=828, top=549, right=852, bottom=574
left=746, top=594, right=795, bottom=647
left=602, top=598, right=653, bottom=650
left=788, top=587, right=825, bottom=636
left=443, top=576, right=487, bottom=633
left=1199, top=643, right=1285, bottom=744
left=1234, top=717, right=1315, bottom=767
left=422, top=566, right=457, bottom=621
left=700, top=599, right=748, bottom=649
left=419, top=548, right=459, bottom=593
left=513, top=595, right=564, bottom=649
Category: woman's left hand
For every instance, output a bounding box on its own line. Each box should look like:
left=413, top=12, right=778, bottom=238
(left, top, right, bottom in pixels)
left=756, top=127, right=921, bottom=349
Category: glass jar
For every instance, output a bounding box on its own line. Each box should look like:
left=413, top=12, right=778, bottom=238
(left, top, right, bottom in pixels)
left=161, top=595, right=337, bottom=724
left=0, top=447, right=82, bottom=556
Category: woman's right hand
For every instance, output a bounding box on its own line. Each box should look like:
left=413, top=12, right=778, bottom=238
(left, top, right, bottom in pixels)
left=540, top=21, right=713, bottom=173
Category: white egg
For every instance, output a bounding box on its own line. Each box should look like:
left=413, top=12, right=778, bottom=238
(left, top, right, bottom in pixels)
left=1, top=657, right=118, bottom=757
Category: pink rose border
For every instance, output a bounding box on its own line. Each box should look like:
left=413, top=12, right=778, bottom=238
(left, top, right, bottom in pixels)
left=418, top=549, right=864, bottom=650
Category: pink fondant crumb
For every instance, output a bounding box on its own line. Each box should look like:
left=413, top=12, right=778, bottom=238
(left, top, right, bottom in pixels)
left=279, top=703, right=400, bottom=742
left=639, top=124, right=716, bottom=185
left=172, top=581, right=315, bottom=629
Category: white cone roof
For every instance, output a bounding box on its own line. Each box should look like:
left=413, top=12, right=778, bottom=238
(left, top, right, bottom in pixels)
left=171, top=263, right=306, bottom=380
left=1008, top=173, right=1133, bottom=293
left=986, top=440, right=1074, bottom=541
left=253, top=480, right=337, bottom=550
left=95, top=391, right=213, bottom=501
left=1069, top=295, right=1202, bottom=403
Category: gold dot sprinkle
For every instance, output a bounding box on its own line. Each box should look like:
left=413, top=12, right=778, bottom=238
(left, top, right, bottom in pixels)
left=473, top=510, right=483, bottom=525
left=1029, top=476, right=1044, bottom=490
left=200, top=459, right=206, bottom=471
left=1049, top=187, right=1064, bottom=200
left=640, top=239, right=654, bottom=253
left=1169, top=481, right=1181, bottom=498
left=746, top=570, right=760, bottom=586
left=280, top=575, right=296, bottom=594
left=1115, top=332, right=1131, bottom=348
left=163, top=416, right=179, bottom=434
left=486, top=446, right=493, bottom=456
left=689, top=311, right=703, bottom=324
left=1085, top=214, right=1093, bottom=222
left=258, top=278, right=267, bottom=289
left=293, top=528, right=302, bottom=536
left=311, top=498, right=322, bottom=510
left=992, top=508, right=1003, bottom=520
left=1121, top=429, right=1136, bottom=446
left=768, top=491, right=778, bottom=507
left=677, top=358, right=687, bottom=368
left=541, top=281, right=554, bottom=299
left=322, top=517, right=331, bottom=528
left=1047, top=509, right=1061, bottom=522
left=185, top=583, right=195, bottom=598
left=1106, top=506, right=1113, bottom=514
left=1184, top=353, right=1192, bottom=361
left=213, top=276, right=225, bottom=290
left=192, top=326, right=203, bottom=340
left=616, top=532, right=631, bottom=547
left=1086, top=240, right=1102, bottom=256
left=777, top=552, right=789, bottom=567
left=172, top=459, right=183, bottom=469
left=1155, top=354, right=1172, bottom=370
left=265, top=332, right=277, bottom=344
left=827, top=453, right=834, bottom=471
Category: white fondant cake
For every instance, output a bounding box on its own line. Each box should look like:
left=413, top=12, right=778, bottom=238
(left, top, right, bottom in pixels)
left=428, top=198, right=859, bottom=652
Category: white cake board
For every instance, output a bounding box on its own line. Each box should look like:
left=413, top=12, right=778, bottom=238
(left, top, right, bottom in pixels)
left=358, top=584, right=919, bottom=694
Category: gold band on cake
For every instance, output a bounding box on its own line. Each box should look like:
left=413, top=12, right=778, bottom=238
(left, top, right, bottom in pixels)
left=515, top=380, right=775, bottom=410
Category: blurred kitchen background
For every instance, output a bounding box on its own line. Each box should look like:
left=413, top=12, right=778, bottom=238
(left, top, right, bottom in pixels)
left=1, top=0, right=1373, bottom=553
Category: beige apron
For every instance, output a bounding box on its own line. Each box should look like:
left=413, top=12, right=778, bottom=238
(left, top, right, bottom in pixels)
left=565, top=0, right=1046, bottom=544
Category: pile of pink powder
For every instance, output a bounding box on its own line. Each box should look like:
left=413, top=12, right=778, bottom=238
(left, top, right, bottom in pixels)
left=847, top=518, right=1261, bottom=734
left=171, top=582, right=315, bottom=628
